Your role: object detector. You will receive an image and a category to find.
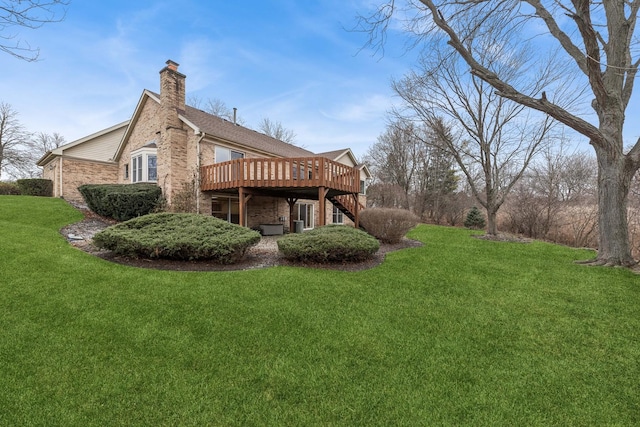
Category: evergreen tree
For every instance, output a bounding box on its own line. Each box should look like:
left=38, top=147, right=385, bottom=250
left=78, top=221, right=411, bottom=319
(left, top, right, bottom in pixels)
left=464, top=206, right=486, bottom=230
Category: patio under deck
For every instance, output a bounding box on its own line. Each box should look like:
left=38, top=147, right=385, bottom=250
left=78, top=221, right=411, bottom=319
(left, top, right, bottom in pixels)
left=200, top=157, right=363, bottom=229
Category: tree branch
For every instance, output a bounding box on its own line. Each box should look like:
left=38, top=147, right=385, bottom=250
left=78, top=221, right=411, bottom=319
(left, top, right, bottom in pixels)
left=523, top=0, right=588, bottom=75
left=418, top=0, right=604, bottom=145
left=0, top=0, right=69, bottom=62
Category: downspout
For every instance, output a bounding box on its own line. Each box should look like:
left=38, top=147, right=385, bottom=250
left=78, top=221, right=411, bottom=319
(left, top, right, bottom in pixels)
left=59, top=156, right=63, bottom=198
left=195, top=130, right=205, bottom=214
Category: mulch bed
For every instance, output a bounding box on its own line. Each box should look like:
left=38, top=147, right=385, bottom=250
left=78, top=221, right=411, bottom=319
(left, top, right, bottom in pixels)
left=61, top=208, right=423, bottom=272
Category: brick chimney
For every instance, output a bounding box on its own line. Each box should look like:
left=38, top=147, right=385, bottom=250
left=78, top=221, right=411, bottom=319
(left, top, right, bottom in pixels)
left=158, top=59, right=188, bottom=207
left=159, top=59, right=186, bottom=128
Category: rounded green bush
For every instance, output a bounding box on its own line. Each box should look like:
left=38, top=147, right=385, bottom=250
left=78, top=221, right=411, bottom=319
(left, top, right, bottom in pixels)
left=359, top=208, right=419, bottom=244
left=93, top=213, right=261, bottom=263
left=277, top=225, right=379, bottom=263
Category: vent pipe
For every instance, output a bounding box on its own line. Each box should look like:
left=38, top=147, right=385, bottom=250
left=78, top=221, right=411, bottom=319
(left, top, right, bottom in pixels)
left=233, top=107, right=237, bottom=125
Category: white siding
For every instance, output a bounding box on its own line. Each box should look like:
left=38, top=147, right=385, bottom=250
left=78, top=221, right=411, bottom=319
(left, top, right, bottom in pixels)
left=64, top=126, right=126, bottom=162
left=334, top=152, right=356, bottom=167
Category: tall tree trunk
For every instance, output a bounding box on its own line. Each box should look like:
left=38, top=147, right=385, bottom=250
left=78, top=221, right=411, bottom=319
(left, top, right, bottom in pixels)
left=486, top=208, right=498, bottom=236
left=595, top=151, right=636, bottom=266
left=485, top=185, right=498, bottom=236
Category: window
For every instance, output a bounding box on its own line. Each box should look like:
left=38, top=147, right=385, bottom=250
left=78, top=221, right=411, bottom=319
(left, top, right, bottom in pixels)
left=132, top=155, right=142, bottom=183
left=215, top=146, right=244, bottom=163
left=147, top=155, right=157, bottom=181
left=130, top=146, right=157, bottom=183
left=360, top=180, right=366, bottom=194
left=333, top=205, right=344, bottom=224
left=211, top=196, right=240, bottom=224
left=296, top=203, right=314, bottom=229
left=124, top=164, right=129, bottom=179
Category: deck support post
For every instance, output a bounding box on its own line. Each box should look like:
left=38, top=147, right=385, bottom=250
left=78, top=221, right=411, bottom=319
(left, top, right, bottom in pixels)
left=238, top=187, right=252, bottom=227
left=318, top=186, right=329, bottom=227
left=353, top=193, right=360, bottom=228
left=286, top=197, right=298, bottom=233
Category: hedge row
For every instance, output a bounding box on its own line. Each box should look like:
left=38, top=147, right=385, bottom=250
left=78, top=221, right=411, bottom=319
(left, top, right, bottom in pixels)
left=0, top=179, right=53, bottom=196
left=78, top=183, right=162, bottom=221
left=0, top=182, right=21, bottom=195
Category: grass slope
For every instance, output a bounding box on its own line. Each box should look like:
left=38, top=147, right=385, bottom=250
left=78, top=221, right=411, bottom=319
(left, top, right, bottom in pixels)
left=1, top=196, right=639, bottom=426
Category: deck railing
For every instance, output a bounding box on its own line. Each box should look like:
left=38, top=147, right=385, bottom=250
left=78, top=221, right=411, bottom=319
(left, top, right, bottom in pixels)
left=201, top=157, right=360, bottom=193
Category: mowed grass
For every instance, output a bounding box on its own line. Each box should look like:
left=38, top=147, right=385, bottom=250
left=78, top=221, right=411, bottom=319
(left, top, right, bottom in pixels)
left=1, top=195, right=639, bottom=426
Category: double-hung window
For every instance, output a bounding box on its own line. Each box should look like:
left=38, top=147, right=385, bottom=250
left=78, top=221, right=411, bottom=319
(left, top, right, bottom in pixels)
left=332, top=206, right=344, bottom=224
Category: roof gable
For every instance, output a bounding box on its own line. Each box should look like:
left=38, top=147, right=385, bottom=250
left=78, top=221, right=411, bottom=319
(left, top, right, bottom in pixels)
left=113, top=90, right=160, bottom=161
left=316, top=148, right=371, bottom=179
left=317, top=148, right=354, bottom=163
left=37, top=121, right=129, bottom=166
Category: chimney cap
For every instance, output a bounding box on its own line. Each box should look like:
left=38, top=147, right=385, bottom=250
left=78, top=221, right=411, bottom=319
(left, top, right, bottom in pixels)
left=165, top=59, right=180, bottom=71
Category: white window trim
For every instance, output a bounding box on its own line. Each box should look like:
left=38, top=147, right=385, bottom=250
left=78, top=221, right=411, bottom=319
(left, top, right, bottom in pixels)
left=215, top=145, right=244, bottom=163
left=130, top=147, right=157, bottom=183
left=333, top=205, right=344, bottom=224
left=297, top=203, right=315, bottom=230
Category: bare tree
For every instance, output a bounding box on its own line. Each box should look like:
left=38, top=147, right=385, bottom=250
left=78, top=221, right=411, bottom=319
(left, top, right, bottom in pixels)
left=31, top=131, right=65, bottom=154
left=504, top=143, right=597, bottom=240
left=413, top=139, right=458, bottom=223
left=15, top=131, right=66, bottom=177
left=365, top=120, right=422, bottom=209
left=0, top=102, right=31, bottom=180
left=257, top=117, right=296, bottom=144
left=1, top=0, right=69, bottom=61
left=393, top=45, right=556, bottom=235
left=365, top=182, right=408, bottom=208
left=361, top=0, right=640, bottom=266
left=187, top=95, right=245, bottom=125
left=367, top=119, right=459, bottom=217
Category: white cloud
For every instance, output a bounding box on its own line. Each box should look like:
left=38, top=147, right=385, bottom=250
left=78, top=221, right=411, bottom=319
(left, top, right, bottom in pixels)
left=320, top=93, right=393, bottom=122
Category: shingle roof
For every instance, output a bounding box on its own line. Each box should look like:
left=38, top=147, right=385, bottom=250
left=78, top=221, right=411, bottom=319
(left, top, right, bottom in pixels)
left=316, top=149, right=350, bottom=161
left=182, top=106, right=315, bottom=158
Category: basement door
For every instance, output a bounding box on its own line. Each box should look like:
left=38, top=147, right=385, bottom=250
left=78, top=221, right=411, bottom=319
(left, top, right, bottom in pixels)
left=211, top=196, right=240, bottom=224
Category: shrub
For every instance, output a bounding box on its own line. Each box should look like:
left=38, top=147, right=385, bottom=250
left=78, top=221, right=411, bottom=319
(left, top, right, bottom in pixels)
left=16, top=179, right=53, bottom=197
left=277, top=225, right=379, bottom=263
left=93, top=213, right=261, bottom=263
left=170, top=177, right=198, bottom=213
left=0, top=182, right=21, bottom=195
left=78, top=184, right=162, bottom=221
left=464, top=206, right=486, bottom=229
left=359, top=208, right=419, bottom=244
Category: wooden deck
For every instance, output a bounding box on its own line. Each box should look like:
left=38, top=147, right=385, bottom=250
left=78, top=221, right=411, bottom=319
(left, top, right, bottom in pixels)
left=201, top=157, right=361, bottom=195
left=200, top=157, right=362, bottom=228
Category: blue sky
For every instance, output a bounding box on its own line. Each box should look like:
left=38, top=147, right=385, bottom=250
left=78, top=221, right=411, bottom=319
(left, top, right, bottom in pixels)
left=6, top=0, right=640, bottom=162
left=1, top=0, right=418, bottom=159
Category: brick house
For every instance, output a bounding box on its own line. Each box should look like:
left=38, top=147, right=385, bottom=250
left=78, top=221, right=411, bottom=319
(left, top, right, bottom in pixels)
left=38, top=60, right=370, bottom=231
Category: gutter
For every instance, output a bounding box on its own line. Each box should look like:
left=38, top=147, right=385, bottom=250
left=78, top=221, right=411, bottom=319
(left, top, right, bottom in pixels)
left=195, top=129, right=205, bottom=214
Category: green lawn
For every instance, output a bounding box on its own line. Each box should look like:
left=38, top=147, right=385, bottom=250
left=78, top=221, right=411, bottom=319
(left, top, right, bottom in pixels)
left=1, top=196, right=639, bottom=426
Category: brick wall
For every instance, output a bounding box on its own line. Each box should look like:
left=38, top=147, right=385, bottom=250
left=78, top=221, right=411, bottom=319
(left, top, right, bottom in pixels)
left=118, top=100, right=162, bottom=184
left=246, top=196, right=286, bottom=229
left=61, top=158, right=119, bottom=202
